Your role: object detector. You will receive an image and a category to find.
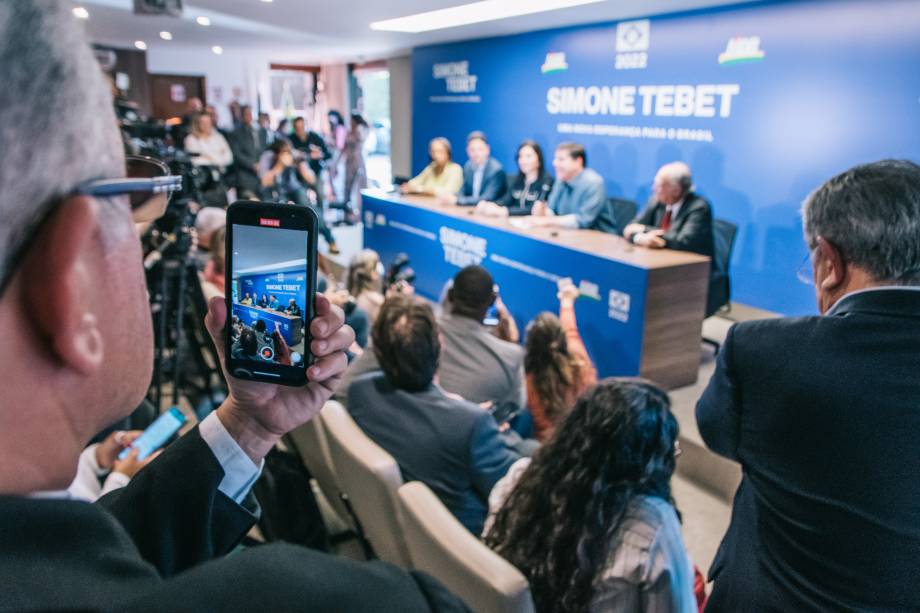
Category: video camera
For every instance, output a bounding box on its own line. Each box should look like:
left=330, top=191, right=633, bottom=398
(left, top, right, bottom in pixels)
left=385, top=253, right=416, bottom=291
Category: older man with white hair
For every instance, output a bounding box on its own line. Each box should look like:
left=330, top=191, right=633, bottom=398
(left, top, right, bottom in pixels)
left=624, top=161, right=715, bottom=256
left=0, top=3, right=465, bottom=611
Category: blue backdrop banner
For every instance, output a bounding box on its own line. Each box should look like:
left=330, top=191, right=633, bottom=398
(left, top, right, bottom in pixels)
left=411, top=0, right=920, bottom=315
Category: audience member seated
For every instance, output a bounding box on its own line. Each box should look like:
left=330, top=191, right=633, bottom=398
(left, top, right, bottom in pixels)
left=524, top=279, right=597, bottom=442
left=202, top=227, right=225, bottom=296
left=439, top=131, right=506, bottom=207
left=184, top=112, right=233, bottom=172
left=66, top=430, right=157, bottom=502
left=229, top=105, right=267, bottom=199
left=173, top=96, right=203, bottom=150
left=260, top=139, right=339, bottom=254
left=286, top=299, right=302, bottom=317
left=231, top=327, right=260, bottom=361
left=485, top=379, right=695, bottom=612
left=696, top=159, right=920, bottom=612
left=529, top=142, right=617, bottom=233
left=288, top=116, right=331, bottom=203
left=623, top=162, right=714, bottom=255
left=348, top=295, right=520, bottom=534
left=476, top=140, right=554, bottom=218
left=274, top=117, right=290, bottom=144
left=267, top=294, right=282, bottom=311
left=401, top=137, right=464, bottom=197
left=438, top=266, right=525, bottom=407
left=0, top=6, right=466, bottom=610
left=192, top=205, right=226, bottom=270
left=257, top=112, right=275, bottom=147
left=347, top=249, right=386, bottom=324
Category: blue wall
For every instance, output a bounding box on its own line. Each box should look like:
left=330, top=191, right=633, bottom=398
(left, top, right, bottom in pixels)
left=411, top=0, right=920, bottom=315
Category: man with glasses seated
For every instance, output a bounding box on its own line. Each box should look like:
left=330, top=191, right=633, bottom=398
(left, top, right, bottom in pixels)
left=696, top=160, right=920, bottom=611
left=0, top=4, right=466, bottom=612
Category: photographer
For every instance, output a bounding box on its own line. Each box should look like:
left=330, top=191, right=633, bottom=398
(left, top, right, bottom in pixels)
left=0, top=4, right=466, bottom=611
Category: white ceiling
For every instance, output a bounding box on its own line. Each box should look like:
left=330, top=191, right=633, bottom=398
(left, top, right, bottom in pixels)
left=78, top=0, right=759, bottom=63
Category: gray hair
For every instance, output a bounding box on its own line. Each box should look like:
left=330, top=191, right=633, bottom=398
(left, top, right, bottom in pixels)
left=802, top=159, right=920, bottom=285
left=0, top=1, right=123, bottom=285
left=658, top=161, right=693, bottom=193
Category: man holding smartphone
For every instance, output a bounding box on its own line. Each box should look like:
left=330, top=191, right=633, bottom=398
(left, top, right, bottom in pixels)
left=0, top=4, right=466, bottom=611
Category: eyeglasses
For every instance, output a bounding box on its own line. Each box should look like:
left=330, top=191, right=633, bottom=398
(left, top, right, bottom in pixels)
left=0, top=155, right=182, bottom=297
left=796, top=251, right=815, bottom=286
left=80, top=155, right=182, bottom=223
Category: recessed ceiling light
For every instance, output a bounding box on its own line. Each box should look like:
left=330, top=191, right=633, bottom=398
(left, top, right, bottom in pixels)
left=72, top=6, right=89, bottom=19
left=211, top=45, right=224, bottom=55
left=159, top=31, right=173, bottom=40
left=134, top=40, right=148, bottom=50
left=260, top=0, right=273, bottom=3
left=370, top=0, right=606, bottom=33
left=196, top=16, right=211, bottom=26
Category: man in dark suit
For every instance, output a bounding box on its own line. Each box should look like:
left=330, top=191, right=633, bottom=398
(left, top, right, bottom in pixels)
left=440, top=131, right=507, bottom=206
left=696, top=159, right=920, bottom=611
left=229, top=104, right=267, bottom=199
left=348, top=295, right=520, bottom=535
left=624, top=161, right=717, bottom=310
left=0, top=5, right=467, bottom=611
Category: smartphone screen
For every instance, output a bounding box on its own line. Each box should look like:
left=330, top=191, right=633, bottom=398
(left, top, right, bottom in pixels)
left=226, top=201, right=317, bottom=386
left=119, top=407, right=186, bottom=461
left=483, top=304, right=499, bottom=327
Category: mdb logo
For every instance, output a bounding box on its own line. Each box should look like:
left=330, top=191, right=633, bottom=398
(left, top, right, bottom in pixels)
left=719, top=36, right=765, bottom=66
left=615, top=19, right=649, bottom=70
left=541, top=52, right=568, bottom=74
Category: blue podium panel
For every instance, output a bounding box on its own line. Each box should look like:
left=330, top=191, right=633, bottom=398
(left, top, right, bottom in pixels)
left=362, top=191, right=709, bottom=388
left=233, top=304, right=303, bottom=348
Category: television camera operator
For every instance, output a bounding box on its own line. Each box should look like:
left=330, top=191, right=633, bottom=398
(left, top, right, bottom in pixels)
left=0, top=3, right=466, bottom=611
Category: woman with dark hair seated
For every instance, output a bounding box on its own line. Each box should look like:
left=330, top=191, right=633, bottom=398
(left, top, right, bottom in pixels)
left=476, top=140, right=554, bottom=217
left=484, top=378, right=695, bottom=612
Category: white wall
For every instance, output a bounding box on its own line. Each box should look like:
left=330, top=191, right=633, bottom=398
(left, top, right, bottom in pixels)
left=387, top=55, right=412, bottom=178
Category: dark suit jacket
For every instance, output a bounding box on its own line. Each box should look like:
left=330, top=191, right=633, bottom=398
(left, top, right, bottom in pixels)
left=0, top=426, right=468, bottom=612
left=230, top=125, right=268, bottom=196
left=457, top=157, right=507, bottom=206
left=348, top=373, right=520, bottom=534
left=631, top=191, right=714, bottom=257
left=696, top=288, right=920, bottom=612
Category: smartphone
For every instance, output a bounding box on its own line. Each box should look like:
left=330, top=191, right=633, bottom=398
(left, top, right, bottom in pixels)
left=483, top=304, right=499, bottom=327
left=118, top=407, right=186, bottom=461
left=489, top=402, right=522, bottom=426
left=225, top=200, right=318, bottom=386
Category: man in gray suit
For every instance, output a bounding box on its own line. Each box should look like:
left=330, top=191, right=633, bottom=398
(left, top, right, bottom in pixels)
left=348, top=295, right=520, bottom=534
left=439, top=131, right=507, bottom=206
left=229, top=105, right=267, bottom=199
left=697, top=159, right=920, bottom=611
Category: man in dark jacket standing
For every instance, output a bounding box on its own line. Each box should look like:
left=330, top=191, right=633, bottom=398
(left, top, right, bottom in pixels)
left=229, top=105, right=267, bottom=199
left=696, top=159, right=920, bottom=611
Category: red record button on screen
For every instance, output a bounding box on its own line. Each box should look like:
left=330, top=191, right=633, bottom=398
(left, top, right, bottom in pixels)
left=259, top=217, right=281, bottom=227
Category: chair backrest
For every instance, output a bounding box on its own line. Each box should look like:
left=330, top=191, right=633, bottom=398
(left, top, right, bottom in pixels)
left=398, top=481, right=535, bottom=613
left=285, top=403, right=354, bottom=531
left=321, top=401, right=411, bottom=567
left=607, top=197, right=638, bottom=233
left=707, top=218, right=739, bottom=316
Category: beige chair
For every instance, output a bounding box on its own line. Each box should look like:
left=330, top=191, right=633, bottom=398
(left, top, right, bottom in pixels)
left=321, top=400, right=411, bottom=567
left=285, top=403, right=355, bottom=534
left=398, top=481, right=535, bottom=613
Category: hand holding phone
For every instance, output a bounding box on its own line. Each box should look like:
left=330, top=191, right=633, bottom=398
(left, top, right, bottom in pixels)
left=118, top=407, right=186, bottom=461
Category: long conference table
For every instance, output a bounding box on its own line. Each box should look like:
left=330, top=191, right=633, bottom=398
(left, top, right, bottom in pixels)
left=232, top=303, right=303, bottom=347
left=362, top=190, right=711, bottom=389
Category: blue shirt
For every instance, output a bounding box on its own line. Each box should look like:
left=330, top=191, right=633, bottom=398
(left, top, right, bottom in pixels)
left=547, top=167, right=617, bottom=233
left=268, top=299, right=281, bottom=310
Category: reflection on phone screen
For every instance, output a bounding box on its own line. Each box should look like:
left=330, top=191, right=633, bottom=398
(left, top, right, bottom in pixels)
left=230, top=224, right=309, bottom=367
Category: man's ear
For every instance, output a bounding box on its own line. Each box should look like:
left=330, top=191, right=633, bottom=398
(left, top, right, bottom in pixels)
left=815, top=236, right=847, bottom=293
left=21, top=195, right=104, bottom=374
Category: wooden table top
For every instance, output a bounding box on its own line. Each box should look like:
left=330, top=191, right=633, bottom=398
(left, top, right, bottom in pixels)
left=364, top=190, right=710, bottom=271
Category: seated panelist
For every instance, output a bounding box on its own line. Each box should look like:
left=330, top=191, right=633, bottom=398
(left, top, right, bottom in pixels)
left=476, top=140, right=553, bottom=218
left=401, top=137, right=463, bottom=197
left=439, top=131, right=506, bottom=207
left=268, top=294, right=282, bottom=311
left=623, top=161, right=714, bottom=256
left=529, top=142, right=617, bottom=233
left=257, top=293, right=269, bottom=308
left=240, top=292, right=253, bottom=306
left=286, top=299, right=302, bottom=317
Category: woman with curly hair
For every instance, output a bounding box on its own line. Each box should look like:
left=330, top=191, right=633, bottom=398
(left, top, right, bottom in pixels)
left=484, top=378, right=695, bottom=612
left=525, top=279, right=597, bottom=441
